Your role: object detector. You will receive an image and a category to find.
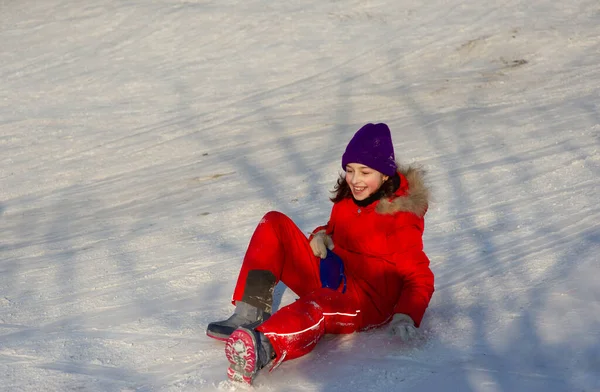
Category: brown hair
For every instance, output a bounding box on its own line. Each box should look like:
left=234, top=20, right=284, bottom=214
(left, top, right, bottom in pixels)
left=330, top=172, right=399, bottom=203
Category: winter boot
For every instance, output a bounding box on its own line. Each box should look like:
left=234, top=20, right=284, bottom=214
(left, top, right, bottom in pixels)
left=225, top=326, right=275, bottom=384
left=207, top=270, right=277, bottom=341
left=206, top=301, right=270, bottom=341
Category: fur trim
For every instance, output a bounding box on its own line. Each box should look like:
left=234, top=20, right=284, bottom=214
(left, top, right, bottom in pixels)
left=376, top=164, right=430, bottom=217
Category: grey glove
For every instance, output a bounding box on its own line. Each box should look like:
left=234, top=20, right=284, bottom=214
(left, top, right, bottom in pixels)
left=309, top=230, right=334, bottom=258
left=388, top=313, right=418, bottom=341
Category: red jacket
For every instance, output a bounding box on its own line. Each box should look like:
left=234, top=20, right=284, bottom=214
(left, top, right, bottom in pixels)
left=316, top=166, right=434, bottom=328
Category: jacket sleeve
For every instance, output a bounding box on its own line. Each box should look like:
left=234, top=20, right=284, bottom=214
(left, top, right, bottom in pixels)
left=388, top=218, right=435, bottom=327
left=308, top=225, right=329, bottom=240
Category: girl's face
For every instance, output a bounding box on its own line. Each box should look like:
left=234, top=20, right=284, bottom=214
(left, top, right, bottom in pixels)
left=345, top=163, right=389, bottom=200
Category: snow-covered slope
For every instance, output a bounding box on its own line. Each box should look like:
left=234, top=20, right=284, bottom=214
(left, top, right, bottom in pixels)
left=1, top=1, right=599, bottom=391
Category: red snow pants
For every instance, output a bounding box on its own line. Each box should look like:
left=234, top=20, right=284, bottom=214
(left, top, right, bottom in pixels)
left=232, top=211, right=363, bottom=366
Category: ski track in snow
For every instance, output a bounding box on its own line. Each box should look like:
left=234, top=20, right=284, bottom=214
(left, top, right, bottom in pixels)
left=1, top=0, right=600, bottom=391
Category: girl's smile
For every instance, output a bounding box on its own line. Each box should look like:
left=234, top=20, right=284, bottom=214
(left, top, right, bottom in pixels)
left=345, top=163, right=389, bottom=201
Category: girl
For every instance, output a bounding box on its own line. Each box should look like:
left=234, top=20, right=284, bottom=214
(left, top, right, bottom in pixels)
left=206, top=123, right=435, bottom=384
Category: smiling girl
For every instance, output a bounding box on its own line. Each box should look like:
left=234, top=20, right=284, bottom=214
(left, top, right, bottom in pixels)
left=206, top=123, right=435, bottom=384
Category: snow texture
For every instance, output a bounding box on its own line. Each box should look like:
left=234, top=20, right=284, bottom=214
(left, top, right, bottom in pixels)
left=1, top=0, right=599, bottom=391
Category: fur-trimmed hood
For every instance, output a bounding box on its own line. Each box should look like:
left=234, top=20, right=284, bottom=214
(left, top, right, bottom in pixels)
left=376, top=164, right=430, bottom=217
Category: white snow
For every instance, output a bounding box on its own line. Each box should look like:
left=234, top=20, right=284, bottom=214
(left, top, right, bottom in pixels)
left=1, top=0, right=599, bottom=391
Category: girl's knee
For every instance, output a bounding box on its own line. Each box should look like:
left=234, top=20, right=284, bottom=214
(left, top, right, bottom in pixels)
left=261, top=211, right=291, bottom=225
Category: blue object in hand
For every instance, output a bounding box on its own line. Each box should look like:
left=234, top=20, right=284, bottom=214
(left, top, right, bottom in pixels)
left=319, top=249, right=347, bottom=293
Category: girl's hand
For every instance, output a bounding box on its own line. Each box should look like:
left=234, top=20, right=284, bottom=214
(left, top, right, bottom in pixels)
left=309, top=230, right=334, bottom=258
left=388, top=313, right=418, bottom=341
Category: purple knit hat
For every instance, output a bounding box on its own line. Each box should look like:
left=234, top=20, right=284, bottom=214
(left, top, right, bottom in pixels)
left=341, top=123, right=397, bottom=176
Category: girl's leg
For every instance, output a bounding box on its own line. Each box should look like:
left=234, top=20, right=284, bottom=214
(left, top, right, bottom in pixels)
left=232, top=211, right=322, bottom=310
left=208, top=211, right=321, bottom=341
left=224, top=212, right=361, bottom=382
left=257, top=287, right=362, bottom=367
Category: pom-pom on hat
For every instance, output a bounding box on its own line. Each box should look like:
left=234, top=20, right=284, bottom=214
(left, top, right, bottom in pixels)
left=341, top=123, right=397, bottom=176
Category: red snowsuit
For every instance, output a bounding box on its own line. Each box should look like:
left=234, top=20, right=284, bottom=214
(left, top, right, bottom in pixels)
left=231, top=166, right=434, bottom=369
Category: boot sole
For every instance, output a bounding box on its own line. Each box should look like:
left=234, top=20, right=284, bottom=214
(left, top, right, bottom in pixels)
left=207, top=318, right=268, bottom=343
left=225, top=327, right=258, bottom=384
left=206, top=330, right=229, bottom=342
